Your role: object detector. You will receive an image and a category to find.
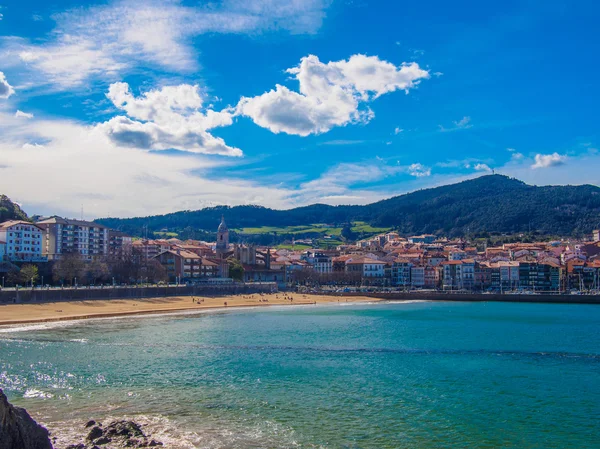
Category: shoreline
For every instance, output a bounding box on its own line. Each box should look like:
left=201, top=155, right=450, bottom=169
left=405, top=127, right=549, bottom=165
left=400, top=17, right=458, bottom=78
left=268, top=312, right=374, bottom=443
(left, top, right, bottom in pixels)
left=0, top=293, right=381, bottom=328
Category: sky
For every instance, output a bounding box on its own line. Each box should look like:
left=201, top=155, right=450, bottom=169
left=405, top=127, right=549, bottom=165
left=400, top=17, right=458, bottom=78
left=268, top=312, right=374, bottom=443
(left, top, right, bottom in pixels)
left=0, top=0, right=598, bottom=219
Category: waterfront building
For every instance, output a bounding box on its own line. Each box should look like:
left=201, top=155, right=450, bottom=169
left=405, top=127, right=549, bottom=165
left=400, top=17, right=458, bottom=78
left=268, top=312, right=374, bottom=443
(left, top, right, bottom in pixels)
left=0, top=220, right=46, bottom=262
left=108, top=230, right=132, bottom=260
left=36, top=217, right=108, bottom=260
left=594, top=230, right=600, bottom=242
left=301, top=251, right=333, bottom=274
left=346, top=257, right=386, bottom=279
left=391, top=259, right=412, bottom=286
left=153, top=249, right=202, bottom=281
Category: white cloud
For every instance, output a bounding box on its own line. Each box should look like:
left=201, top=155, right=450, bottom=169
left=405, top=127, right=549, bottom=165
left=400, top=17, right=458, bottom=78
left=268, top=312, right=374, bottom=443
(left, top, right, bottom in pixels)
left=408, top=163, right=431, bottom=177
left=474, top=163, right=492, bottom=172
left=7, top=0, right=332, bottom=88
left=96, top=82, right=242, bottom=156
left=531, top=152, right=567, bottom=169
left=439, top=116, right=473, bottom=132
left=0, top=71, right=14, bottom=98
left=15, top=110, right=34, bottom=119
left=394, top=127, right=403, bottom=135
left=237, top=54, right=429, bottom=136
left=0, top=112, right=288, bottom=218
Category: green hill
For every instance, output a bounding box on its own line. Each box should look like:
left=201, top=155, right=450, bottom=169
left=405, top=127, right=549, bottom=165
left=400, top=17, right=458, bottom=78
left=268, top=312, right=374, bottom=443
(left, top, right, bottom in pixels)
left=96, top=175, right=600, bottom=238
left=0, top=195, right=29, bottom=223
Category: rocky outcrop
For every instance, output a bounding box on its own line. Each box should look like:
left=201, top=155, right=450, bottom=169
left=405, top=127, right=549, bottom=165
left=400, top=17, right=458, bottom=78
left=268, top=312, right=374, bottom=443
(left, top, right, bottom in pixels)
left=66, top=420, right=163, bottom=449
left=0, top=388, right=53, bottom=449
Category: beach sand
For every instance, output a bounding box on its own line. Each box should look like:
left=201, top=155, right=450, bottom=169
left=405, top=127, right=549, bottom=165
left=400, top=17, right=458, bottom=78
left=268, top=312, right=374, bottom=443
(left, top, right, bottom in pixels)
left=0, top=293, right=378, bottom=326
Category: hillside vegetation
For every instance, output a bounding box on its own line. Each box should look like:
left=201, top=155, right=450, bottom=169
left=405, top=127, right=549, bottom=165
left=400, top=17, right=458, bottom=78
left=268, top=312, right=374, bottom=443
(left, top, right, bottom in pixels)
left=0, top=195, right=29, bottom=222
left=92, top=175, right=600, bottom=238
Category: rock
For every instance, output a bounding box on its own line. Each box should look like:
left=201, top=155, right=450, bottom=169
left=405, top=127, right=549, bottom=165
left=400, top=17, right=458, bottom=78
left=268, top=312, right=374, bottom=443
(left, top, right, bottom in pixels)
left=86, top=426, right=104, bottom=441
left=84, top=420, right=96, bottom=428
left=0, top=388, right=53, bottom=449
left=65, top=445, right=85, bottom=449
left=92, top=436, right=111, bottom=445
left=148, top=440, right=163, bottom=447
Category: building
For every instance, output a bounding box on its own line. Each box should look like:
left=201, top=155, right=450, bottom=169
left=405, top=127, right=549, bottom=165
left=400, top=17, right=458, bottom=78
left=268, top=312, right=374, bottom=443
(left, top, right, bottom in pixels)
left=36, top=217, right=108, bottom=260
left=301, top=251, right=332, bottom=274
left=346, top=257, right=386, bottom=279
left=153, top=249, right=202, bottom=282
left=442, top=260, right=475, bottom=290
left=108, top=230, right=132, bottom=260
left=0, top=240, right=5, bottom=261
left=0, top=220, right=46, bottom=262
left=519, top=262, right=561, bottom=292
left=594, top=230, right=600, bottom=243
left=391, top=259, right=412, bottom=287
left=215, top=215, right=229, bottom=258
left=408, top=234, right=436, bottom=244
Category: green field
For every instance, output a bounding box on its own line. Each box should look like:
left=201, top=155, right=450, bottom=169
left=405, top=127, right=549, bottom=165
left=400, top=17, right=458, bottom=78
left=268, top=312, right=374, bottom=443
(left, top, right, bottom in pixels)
left=236, top=221, right=390, bottom=238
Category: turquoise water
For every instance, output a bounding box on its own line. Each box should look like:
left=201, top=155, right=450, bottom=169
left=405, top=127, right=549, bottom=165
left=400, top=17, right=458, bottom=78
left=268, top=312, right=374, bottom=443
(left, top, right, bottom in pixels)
left=1, top=301, right=600, bottom=448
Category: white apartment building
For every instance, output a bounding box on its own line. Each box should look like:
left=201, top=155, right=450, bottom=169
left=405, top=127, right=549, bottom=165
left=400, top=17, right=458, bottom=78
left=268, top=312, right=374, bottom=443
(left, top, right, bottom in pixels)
left=301, top=251, right=333, bottom=273
left=0, top=220, right=46, bottom=262
left=36, top=217, right=109, bottom=260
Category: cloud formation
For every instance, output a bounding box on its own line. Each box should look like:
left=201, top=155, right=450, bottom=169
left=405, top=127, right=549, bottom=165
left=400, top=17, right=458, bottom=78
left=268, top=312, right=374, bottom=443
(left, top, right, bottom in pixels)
left=237, top=54, right=429, bottom=136
left=15, top=110, right=34, bottom=119
left=0, top=72, right=14, bottom=98
left=531, top=152, right=567, bottom=169
left=97, top=82, right=242, bottom=156
left=439, top=116, right=473, bottom=132
left=474, top=163, right=492, bottom=172
left=408, top=163, right=431, bottom=177
left=7, top=0, right=331, bottom=88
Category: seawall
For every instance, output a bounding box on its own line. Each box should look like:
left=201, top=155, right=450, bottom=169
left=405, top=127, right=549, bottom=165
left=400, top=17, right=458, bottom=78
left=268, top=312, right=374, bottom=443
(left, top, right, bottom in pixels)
left=317, top=291, right=600, bottom=305
left=0, top=283, right=277, bottom=304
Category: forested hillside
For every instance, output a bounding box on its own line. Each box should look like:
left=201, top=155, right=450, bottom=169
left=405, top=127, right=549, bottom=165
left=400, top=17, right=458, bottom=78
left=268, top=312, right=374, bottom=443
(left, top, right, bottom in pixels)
left=96, top=175, right=600, bottom=238
left=0, top=195, right=29, bottom=222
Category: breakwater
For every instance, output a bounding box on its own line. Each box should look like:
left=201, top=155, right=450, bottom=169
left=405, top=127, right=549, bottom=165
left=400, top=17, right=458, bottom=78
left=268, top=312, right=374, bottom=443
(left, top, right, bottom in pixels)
left=0, top=283, right=277, bottom=304
left=319, top=291, right=600, bottom=304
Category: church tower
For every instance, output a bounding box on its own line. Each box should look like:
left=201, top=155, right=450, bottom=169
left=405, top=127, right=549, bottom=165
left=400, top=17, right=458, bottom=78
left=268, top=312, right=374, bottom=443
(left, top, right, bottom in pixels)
left=216, top=215, right=229, bottom=258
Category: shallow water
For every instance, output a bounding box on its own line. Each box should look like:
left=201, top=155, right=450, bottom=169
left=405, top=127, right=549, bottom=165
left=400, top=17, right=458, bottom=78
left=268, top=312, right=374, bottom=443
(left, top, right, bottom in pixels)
left=1, top=301, right=599, bottom=448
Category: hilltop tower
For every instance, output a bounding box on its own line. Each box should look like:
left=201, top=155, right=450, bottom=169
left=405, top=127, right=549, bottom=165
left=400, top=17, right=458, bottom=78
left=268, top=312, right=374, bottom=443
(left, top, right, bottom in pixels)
left=216, top=215, right=229, bottom=258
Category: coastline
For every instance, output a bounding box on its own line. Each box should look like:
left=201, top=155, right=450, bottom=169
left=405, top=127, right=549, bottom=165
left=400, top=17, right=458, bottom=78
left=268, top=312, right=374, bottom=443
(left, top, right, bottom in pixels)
left=0, top=293, right=380, bottom=327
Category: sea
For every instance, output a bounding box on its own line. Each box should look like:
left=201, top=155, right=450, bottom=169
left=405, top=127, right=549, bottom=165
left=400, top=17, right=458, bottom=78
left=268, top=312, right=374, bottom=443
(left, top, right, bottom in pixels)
left=1, top=300, right=599, bottom=448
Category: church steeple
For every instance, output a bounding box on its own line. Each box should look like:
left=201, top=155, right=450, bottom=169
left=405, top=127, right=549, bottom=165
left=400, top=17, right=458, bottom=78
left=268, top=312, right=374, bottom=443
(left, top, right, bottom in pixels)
left=216, top=215, right=229, bottom=258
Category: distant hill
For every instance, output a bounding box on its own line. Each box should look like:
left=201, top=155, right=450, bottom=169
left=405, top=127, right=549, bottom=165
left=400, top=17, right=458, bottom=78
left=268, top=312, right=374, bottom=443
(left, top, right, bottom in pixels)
left=0, top=195, right=29, bottom=223
left=97, top=175, right=600, bottom=238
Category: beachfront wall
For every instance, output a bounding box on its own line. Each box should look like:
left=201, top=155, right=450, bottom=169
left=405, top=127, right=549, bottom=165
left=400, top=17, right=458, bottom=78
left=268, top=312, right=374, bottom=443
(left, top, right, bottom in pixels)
left=319, top=291, right=600, bottom=305
left=0, top=283, right=277, bottom=304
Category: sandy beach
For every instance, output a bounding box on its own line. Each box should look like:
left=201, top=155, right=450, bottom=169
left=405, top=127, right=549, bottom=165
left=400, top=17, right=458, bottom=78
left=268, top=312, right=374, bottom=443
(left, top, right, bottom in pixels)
left=0, top=293, right=379, bottom=326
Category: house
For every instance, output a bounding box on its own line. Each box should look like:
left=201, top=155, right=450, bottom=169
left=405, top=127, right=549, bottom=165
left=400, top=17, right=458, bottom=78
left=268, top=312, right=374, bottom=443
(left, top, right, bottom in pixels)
left=441, top=260, right=474, bottom=290
left=0, top=220, right=46, bottom=262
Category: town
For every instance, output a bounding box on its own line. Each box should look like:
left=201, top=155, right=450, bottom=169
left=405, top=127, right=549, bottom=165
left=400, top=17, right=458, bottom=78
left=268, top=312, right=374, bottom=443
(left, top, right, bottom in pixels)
left=1, top=215, right=599, bottom=294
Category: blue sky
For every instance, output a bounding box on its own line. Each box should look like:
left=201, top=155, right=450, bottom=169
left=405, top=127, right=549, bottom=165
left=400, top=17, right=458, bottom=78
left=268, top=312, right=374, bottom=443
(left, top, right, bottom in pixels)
left=0, top=0, right=598, bottom=218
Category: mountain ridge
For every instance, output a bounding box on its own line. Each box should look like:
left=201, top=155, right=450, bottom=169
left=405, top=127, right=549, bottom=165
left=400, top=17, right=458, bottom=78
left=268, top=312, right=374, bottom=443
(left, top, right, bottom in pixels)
left=94, top=175, right=600, bottom=238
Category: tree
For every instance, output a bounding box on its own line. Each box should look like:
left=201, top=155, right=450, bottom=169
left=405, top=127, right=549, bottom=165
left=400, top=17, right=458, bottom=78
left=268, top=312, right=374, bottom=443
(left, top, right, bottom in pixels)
left=19, top=264, right=39, bottom=287
left=86, top=259, right=110, bottom=284
left=52, top=254, right=86, bottom=285
left=228, top=258, right=244, bottom=281
left=143, top=259, right=168, bottom=283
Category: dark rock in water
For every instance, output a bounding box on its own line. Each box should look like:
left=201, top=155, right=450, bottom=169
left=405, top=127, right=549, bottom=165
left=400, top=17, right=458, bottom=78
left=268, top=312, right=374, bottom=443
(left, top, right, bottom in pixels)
left=0, top=388, right=53, bottom=449
left=72, top=420, right=162, bottom=449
